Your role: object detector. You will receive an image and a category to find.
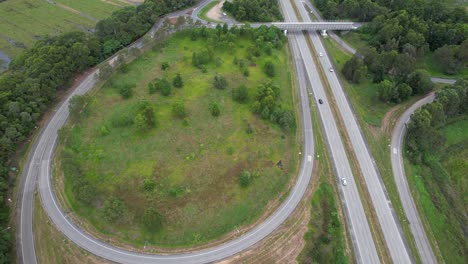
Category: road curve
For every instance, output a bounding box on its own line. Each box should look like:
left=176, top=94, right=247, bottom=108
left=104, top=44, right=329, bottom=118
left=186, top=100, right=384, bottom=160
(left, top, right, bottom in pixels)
left=18, top=2, right=316, bottom=264
left=391, top=94, right=437, bottom=263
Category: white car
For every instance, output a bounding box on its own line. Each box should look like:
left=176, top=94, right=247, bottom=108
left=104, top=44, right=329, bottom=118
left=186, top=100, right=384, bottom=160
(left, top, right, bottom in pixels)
left=319, top=52, right=323, bottom=57
left=329, top=67, right=334, bottom=72
left=341, top=178, right=347, bottom=186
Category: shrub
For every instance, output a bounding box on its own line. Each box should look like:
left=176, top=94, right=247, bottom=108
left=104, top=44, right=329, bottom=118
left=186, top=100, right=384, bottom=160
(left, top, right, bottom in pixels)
left=214, top=75, right=228, bottom=90
left=264, top=61, right=275, bottom=77
left=161, top=62, right=169, bottom=70
left=232, top=84, right=249, bottom=103
left=239, top=171, right=252, bottom=187
left=142, top=207, right=164, bottom=231
left=103, top=197, right=126, bottom=223
left=172, top=101, right=187, bottom=118
left=154, top=78, right=171, bottom=96
left=117, top=83, right=135, bottom=99
left=173, top=73, right=184, bottom=88
left=210, top=102, right=221, bottom=116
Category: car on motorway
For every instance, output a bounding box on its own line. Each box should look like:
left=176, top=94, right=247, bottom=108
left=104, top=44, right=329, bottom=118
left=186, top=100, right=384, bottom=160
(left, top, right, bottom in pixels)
left=318, top=99, right=323, bottom=104
left=329, top=67, right=334, bottom=72
left=319, top=52, right=323, bottom=57
left=341, top=178, right=347, bottom=186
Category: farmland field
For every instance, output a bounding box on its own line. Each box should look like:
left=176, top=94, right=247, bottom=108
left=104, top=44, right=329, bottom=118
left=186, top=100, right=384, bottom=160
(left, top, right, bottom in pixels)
left=57, top=28, right=299, bottom=248
left=0, top=0, right=134, bottom=60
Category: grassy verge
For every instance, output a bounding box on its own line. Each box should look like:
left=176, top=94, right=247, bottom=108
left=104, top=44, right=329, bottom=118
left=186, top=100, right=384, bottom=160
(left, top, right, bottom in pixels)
left=198, top=0, right=221, bottom=23
left=418, top=53, right=468, bottom=79
left=57, top=29, right=299, bottom=249
left=404, top=117, right=467, bottom=264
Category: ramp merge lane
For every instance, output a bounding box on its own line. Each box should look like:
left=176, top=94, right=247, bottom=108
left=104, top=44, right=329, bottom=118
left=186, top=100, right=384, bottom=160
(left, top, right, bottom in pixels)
left=18, top=4, right=317, bottom=264
left=291, top=0, right=412, bottom=262
left=279, top=0, right=380, bottom=263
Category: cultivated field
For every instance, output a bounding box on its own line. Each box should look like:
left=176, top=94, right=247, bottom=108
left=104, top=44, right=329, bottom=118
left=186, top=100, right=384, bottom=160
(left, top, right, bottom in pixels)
left=58, top=29, right=299, bottom=248
left=0, top=0, right=131, bottom=59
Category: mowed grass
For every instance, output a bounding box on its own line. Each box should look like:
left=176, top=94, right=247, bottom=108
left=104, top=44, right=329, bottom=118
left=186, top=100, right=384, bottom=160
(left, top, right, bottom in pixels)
left=60, top=30, right=298, bottom=247
left=406, top=116, right=468, bottom=264
left=0, top=0, right=127, bottom=58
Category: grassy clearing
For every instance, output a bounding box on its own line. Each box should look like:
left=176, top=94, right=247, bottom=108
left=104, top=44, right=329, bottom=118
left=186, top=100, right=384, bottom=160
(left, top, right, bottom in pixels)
left=323, top=36, right=423, bottom=262
left=418, top=53, right=468, bottom=79
left=58, top=30, right=298, bottom=248
left=0, top=0, right=126, bottom=58
left=405, top=116, right=467, bottom=264
left=34, top=195, right=108, bottom=264
left=198, top=0, right=221, bottom=23
left=339, top=31, right=370, bottom=51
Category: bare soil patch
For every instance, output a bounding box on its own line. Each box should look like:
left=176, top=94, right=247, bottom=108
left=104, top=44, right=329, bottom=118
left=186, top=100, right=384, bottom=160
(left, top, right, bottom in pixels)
left=207, top=0, right=225, bottom=21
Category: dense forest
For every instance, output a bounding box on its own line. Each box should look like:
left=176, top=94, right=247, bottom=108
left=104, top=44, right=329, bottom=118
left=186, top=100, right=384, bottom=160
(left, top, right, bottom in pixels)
left=0, top=0, right=195, bottom=262
left=222, top=0, right=283, bottom=22
left=337, top=0, right=467, bottom=102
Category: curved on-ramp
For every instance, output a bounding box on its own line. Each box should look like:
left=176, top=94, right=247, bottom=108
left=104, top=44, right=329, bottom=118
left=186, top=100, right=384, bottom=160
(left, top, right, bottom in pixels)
left=391, top=94, right=437, bottom=263
left=17, top=3, right=316, bottom=264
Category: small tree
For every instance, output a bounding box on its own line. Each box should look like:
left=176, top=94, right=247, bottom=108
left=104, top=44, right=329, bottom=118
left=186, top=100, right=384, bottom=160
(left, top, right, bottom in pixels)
left=214, top=75, right=228, bottom=90
left=142, top=207, right=164, bottom=231
left=148, top=83, right=157, bottom=94
left=161, top=62, right=169, bottom=70
left=264, top=61, right=275, bottom=77
left=232, top=84, right=249, bottom=103
left=69, top=94, right=90, bottom=122
left=172, top=101, right=187, bottom=118
left=134, top=103, right=156, bottom=131
left=173, top=73, right=184, bottom=88
left=118, top=83, right=134, bottom=99
left=239, top=171, right=252, bottom=187
left=210, top=102, right=221, bottom=116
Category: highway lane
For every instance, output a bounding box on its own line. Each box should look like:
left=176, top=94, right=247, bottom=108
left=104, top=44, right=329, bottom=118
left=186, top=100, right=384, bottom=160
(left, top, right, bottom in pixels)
left=391, top=94, right=437, bottom=264
left=292, top=0, right=413, bottom=262
left=303, top=2, right=438, bottom=262
left=279, top=0, right=380, bottom=263
left=18, top=2, right=317, bottom=264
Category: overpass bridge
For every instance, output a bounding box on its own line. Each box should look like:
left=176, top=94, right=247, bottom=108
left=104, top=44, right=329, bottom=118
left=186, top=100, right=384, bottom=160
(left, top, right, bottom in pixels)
left=201, top=21, right=361, bottom=31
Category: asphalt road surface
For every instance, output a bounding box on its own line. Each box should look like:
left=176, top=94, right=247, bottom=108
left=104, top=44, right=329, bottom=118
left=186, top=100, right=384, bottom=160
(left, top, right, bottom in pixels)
left=293, top=0, right=417, bottom=262
left=17, top=1, right=317, bottom=264
left=391, top=94, right=437, bottom=264
left=279, top=0, right=380, bottom=263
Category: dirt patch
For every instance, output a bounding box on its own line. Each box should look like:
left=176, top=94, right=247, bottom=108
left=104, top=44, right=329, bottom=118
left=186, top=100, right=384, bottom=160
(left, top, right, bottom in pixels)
left=381, top=104, right=401, bottom=134
left=207, top=0, right=225, bottom=21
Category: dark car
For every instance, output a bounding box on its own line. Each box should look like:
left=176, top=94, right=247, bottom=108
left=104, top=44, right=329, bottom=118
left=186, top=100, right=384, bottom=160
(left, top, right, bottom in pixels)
left=318, top=99, right=323, bottom=104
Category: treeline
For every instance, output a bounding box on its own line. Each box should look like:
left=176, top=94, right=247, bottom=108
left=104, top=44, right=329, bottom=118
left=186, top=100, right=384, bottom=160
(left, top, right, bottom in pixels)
left=0, top=0, right=195, bottom=261
left=223, top=0, right=283, bottom=22
left=406, top=79, right=468, bottom=162
left=317, top=0, right=467, bottom=75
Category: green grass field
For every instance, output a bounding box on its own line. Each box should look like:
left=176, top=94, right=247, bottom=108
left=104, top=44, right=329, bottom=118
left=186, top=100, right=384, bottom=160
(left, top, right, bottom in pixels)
left=406, top=117, right=467, bottom=264
left=58, top=30, right=298, bottom=248
left=418, top=53, right=468, bottom=79
left=0, top=0, right=128, bottom=58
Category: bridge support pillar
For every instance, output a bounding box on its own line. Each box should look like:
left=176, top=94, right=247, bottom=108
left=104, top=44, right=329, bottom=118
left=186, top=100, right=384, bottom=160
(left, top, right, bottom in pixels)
left=320, top=29, right=328, bottom=37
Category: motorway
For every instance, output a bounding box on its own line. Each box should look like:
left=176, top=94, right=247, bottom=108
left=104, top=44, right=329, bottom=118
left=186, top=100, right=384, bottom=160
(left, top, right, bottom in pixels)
left=291, top=0, right=413, bottom=263
left=304, top=2, right=438, bottom=262
left=17, top=1, right=317, bottom=264
left=279, top=0, right=380, bottom=263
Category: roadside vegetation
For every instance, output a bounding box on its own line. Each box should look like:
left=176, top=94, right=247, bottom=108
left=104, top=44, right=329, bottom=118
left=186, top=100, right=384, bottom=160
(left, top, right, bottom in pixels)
left=0, top=0, right=196, bottom=261
left=316, top=0, right=467, bottom=262
left=222, top=0, right=283, bottom=22
left=405, top=80, right=467, bottom=263
left=58, top=25, right=298, bottom=247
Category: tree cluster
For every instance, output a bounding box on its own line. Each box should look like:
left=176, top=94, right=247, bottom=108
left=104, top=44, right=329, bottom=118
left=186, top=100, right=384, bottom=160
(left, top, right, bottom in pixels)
left=406, top=79, right=468, bottom=162
left=343, top=48, right=435, bottom=103
left=222, top=0, right=283, bottom=22
left=252, top=82, right=295, bottom=130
